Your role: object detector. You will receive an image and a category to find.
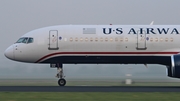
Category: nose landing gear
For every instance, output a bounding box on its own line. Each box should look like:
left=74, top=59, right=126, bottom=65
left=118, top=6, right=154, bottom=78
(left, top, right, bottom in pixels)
left=55, top=64, right=66, bottom=86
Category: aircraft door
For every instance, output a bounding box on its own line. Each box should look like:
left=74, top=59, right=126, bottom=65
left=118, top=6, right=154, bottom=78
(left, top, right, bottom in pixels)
left=136, top=30, right=147, bottom=50
left=48, top=30, right=59, bottom=50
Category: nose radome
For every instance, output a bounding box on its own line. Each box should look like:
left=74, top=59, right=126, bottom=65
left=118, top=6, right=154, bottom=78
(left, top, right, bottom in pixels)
left=4, top=45, right=14, bottom=60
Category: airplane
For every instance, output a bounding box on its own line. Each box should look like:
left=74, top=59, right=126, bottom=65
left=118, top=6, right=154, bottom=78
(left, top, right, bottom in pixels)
left=4, top=24, right=180, bottom=86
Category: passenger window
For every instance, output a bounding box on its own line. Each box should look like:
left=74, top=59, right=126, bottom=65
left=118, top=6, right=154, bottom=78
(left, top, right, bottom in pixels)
left=170, top=38, right=173, bottom=42
left=95, top=38, right=98, bottom=42
left=110, top=38, right=113, bottom=42
left=70, top=37, right=73, bottom=42
left=120, top=38, right=123, bottom=42
left=165, top=38, right=168, bottom=42
left=27, top=38, right=34, bottom=43
left=150, top=38, right=153, bottom=42
left=80, top=38, right=83, bottom=42
left=125, top=38, right=128, bottom=42
left=100, top=38, right=103, bottom=42
left=75, top=38, right=78, bottom=42
left=115, top=38, right=118, bottom=42
left=85, top=38, right=88, bottom=42
left=105, top=38, right=108, bottom=42
left=90, top=38, right=93, bottom=42
left=160, top=38, right=163, bottom=42
left=155, top=38, right=158, bottom=42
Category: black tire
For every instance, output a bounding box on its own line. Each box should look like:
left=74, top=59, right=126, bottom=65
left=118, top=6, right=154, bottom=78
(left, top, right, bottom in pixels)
left=58, top=79, right=66, bottom=86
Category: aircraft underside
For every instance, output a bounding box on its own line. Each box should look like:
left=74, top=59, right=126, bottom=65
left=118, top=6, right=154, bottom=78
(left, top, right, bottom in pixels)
left=41, top=56, right=171, bottom=66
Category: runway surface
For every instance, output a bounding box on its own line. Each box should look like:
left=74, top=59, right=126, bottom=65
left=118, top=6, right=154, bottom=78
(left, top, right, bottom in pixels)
left=1, top=86, right=180, bottom=92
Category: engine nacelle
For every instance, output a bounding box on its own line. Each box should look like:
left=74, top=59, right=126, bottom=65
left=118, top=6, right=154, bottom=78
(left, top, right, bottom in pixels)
left=167, top=55, right=180, bottom=78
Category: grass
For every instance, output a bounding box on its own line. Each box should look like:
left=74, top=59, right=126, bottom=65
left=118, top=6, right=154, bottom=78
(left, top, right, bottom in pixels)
left=0, top=92, right=180, bottom=101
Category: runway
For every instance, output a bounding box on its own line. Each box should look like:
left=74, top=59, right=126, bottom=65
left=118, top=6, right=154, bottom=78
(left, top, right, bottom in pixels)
left=0, top=86, right=180, bottom=92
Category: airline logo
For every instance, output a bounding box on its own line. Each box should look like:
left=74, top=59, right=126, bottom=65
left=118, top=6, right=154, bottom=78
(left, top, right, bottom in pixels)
left=103, top=28, right=180, bottom=35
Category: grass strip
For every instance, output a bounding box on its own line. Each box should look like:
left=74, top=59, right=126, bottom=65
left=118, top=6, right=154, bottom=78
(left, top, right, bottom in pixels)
left=0, top=92, right=180, bottom=101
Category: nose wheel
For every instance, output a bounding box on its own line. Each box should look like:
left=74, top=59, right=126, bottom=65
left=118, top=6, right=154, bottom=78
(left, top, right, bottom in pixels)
left=58, top=79, right=66, bottom=86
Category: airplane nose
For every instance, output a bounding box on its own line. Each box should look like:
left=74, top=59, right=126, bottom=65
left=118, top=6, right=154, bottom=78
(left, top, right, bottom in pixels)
left=4, top=45, right=14, bottom=60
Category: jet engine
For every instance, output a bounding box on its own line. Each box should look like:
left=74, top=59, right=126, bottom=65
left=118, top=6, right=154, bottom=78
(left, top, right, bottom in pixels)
left=167, top=54, right=180, bottom=78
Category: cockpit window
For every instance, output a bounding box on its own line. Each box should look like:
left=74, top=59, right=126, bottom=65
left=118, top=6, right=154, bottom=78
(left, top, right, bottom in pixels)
left=16, top=38, right=26, bottom=43
left=22, top=38, right=28, bottom=43
left=16, top=37, right=34, bottom=44
left=27, top=38, right=34, bottom=43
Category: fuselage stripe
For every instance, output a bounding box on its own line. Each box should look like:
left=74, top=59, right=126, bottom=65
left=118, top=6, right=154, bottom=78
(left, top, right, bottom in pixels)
left=35, top=52, right=179, bottom=63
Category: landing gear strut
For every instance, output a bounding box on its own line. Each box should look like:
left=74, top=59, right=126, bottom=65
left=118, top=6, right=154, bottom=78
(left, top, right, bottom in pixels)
left=56, top=64, right=66, bottom=86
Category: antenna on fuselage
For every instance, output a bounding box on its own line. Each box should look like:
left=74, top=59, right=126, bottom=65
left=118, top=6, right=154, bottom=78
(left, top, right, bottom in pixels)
left=150, top=21, right=154, bottom=25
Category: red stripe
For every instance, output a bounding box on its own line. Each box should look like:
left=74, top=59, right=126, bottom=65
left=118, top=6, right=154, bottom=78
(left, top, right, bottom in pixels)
left=35, top=52, right=179, bottom=63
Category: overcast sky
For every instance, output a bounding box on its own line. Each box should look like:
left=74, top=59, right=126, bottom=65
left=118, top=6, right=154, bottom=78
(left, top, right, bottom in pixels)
left=0, top=0, right=180, bottom=80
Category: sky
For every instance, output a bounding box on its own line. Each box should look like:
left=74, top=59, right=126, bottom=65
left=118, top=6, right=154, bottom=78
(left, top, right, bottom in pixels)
left=1, top=0, right=180, bottom=80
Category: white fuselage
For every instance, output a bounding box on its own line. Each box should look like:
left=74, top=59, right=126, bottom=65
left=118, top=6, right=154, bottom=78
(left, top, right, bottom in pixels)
left=4, top=25, right=180, bottom=65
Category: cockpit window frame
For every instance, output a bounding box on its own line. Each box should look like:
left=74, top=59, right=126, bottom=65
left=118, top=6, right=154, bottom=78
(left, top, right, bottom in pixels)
left=22, top=37, right=29, bottom=43
left=16, top=37, right=26, bottom=43
left=27, top=37, right=34, bottom=44
left=16, top=37, right=34, bottom=44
